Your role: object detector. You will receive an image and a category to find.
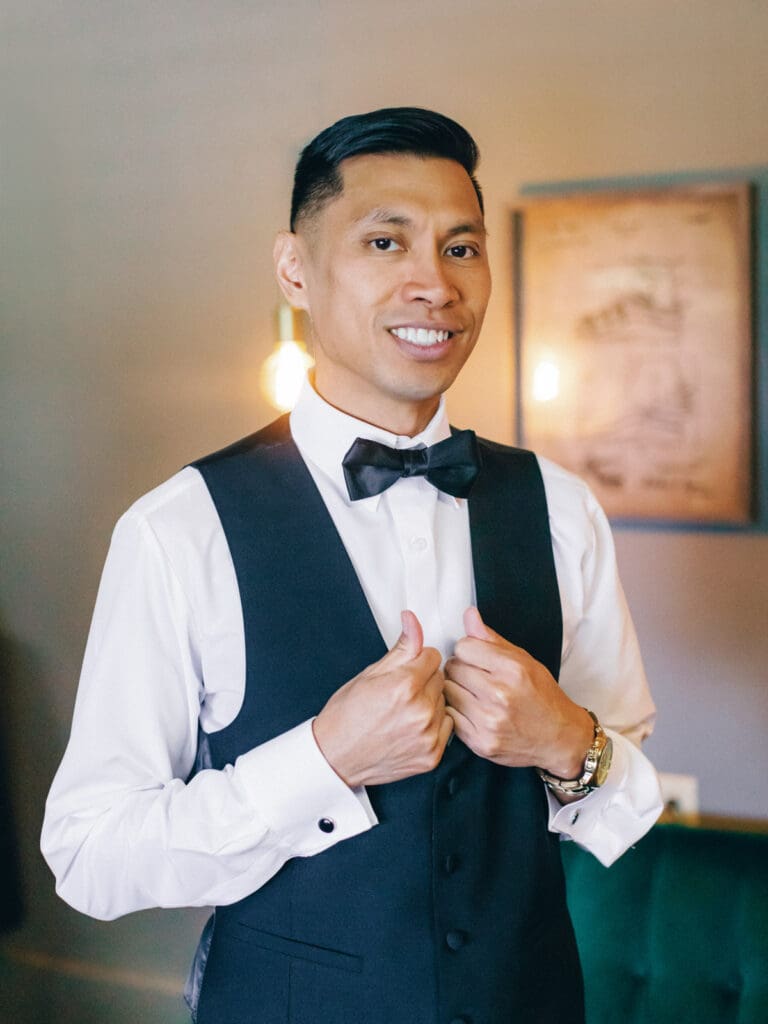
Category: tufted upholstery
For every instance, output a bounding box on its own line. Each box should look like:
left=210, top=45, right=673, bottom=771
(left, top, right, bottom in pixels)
left=562, top=825, right=768, bottom=1024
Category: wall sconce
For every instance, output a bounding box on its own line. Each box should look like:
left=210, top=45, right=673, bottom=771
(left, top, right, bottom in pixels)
left=260, top=303, right=314, bottom=412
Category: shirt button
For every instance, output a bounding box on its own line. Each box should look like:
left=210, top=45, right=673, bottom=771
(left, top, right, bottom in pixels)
left=445, top=930, right=467, bottom=951
left=444, top=854, right=459, bottom=875
left=570, top=810, right=580, bottom=825
left=317, top=818, right=336, bottom=834
left=410, top=536, right=428, bottom=552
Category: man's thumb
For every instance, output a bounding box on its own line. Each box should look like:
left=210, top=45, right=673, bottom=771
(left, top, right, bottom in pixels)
left=463, top=605, right=496, bottom=641
left=392, top=609, right=423, bottom=660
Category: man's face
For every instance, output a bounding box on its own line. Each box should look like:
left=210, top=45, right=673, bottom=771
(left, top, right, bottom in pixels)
left=278, top=153, right=491, bottom=432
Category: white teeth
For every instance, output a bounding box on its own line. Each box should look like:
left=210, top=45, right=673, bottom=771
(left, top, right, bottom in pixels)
left=390, top=327, right=451, bottom=346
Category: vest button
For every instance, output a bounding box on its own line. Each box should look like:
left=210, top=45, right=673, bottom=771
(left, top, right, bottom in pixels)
left=444, top=854, right=459, bottom=874
left=317, top=818, right=336, bottom=833
left=445, top=929, right=467, bottom=951
left=446, top=776, right=459, bottom=797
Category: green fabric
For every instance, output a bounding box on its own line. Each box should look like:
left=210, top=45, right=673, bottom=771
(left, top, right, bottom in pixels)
left=562, top=825, right=768, bottom=1024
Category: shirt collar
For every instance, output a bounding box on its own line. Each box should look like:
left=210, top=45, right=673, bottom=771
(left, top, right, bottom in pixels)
left=289, top=376, right=456, bottom=508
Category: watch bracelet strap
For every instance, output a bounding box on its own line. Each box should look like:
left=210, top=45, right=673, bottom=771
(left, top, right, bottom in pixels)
left=536, top=710, right=605, bottom=795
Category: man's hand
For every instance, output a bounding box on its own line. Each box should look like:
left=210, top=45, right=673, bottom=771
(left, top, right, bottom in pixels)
left=312, top=610, right=453, bottom=788
left=444, top=607, right=593, bottom=780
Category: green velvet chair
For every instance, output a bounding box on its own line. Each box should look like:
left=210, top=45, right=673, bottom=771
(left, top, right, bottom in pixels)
left=562, top=825, right=768, bottom=1024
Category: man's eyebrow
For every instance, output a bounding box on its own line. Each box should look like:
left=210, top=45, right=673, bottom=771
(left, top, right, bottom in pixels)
left=354, top=208, right=487, bottom=236
left=354, top=207, right=414, bottom=228
left=445, top=220, right=487, bottom=238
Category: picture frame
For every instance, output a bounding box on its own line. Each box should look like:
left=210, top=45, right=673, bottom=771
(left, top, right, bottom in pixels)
left=512, top=174, right=766, bottom=529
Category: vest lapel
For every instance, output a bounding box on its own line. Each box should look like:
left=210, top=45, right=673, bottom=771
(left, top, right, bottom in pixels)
left=467, top=439, right=562, bottom=681
left=195, top=415, right=387, bottom=744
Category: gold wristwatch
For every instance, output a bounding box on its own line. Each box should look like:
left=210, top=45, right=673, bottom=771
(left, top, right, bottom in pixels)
left=537, top=710, right=613, bottom=796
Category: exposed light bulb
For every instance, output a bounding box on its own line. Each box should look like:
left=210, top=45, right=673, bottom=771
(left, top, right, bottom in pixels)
left=261, top=340, right=314, bottom=412
left=532, top=359, right=560, bottom=402
left=261, top=304, right=314, bottom=412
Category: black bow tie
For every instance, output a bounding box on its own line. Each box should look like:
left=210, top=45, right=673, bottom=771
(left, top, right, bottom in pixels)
left=342, top=430, right=482, bottom=501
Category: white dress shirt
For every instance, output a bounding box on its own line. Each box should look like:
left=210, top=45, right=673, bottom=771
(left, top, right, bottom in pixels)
left=41, top=380, right=662, bottom=921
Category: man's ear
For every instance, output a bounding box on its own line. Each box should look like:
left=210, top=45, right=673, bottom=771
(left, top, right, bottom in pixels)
left=273, top=231, right=310, bottom=311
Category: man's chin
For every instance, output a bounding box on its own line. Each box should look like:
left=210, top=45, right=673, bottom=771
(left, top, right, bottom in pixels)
left=390, top=362, right=466, bottom=403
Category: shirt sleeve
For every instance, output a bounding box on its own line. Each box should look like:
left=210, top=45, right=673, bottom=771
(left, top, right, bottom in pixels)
left=542, top=474, right=663, bottom=866
left=40, top=505, right=375, bottom=921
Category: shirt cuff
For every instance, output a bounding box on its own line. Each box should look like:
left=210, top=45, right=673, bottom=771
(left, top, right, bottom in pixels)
left=232, top=718, right=378, bottom=857
left=545, top=730, right=663, bottom=867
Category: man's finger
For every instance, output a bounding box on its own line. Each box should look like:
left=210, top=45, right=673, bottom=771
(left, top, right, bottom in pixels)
left=437, top=712, right=454, bottom=751
left=389, top=609, right=423, bottom=661
left=444, top=703, right=473, bottom=742
left=423, top=667, right=447, bottom=704
left=463, top=606, right=523, bottom=651
left=454, top=628, right=530, bottom=673
left=444, top=678, right=481, bottom=726
left=463, top=605, right=496, bottom=641
left=444, top=659, right=487, bottom=700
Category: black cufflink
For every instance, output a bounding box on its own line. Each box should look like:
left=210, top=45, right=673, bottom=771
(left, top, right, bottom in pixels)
left=318, top=818, right=335, bottom=834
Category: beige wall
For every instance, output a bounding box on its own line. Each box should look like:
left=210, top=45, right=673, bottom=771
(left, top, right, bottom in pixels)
left=2, top=2, right=767, bottom=1020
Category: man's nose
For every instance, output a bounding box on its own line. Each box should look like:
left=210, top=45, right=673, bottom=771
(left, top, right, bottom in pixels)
left=401, top=250, right=459, bottom=306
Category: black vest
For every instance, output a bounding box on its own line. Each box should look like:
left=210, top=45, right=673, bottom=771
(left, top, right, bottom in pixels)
left=189, top=416, right=584, bottom=1024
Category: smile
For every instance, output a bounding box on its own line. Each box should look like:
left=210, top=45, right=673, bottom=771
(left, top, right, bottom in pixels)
left=389, top=327, right=454, bottom=347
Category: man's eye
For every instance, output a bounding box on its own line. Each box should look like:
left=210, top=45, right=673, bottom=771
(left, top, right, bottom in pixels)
left=446, top=244, right=477, bottom=259
left=370, top=237, right=401, bottom=252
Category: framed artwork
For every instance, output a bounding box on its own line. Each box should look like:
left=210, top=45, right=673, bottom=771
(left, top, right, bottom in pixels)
left=513, top=180, right=758, bottom=526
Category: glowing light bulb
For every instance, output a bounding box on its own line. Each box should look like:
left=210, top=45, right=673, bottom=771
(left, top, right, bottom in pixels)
left=261, top=305, right=314, bottom=412
left=532, top=359, right=560, bottom=402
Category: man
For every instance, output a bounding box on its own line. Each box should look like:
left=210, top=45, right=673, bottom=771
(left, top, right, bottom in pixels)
left=42, top=108, right=662, bottom=1023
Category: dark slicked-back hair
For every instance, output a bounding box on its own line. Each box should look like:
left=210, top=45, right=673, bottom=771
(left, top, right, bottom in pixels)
left=290, top=106, right=483, bottom=231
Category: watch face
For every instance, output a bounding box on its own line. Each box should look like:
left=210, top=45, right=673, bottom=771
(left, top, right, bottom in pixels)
left=595, top=736, right=614, bottom=787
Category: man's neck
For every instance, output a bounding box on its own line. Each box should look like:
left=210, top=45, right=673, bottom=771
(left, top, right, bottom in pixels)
left=310, top=378, right=440, bottom=438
